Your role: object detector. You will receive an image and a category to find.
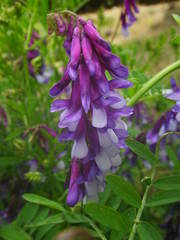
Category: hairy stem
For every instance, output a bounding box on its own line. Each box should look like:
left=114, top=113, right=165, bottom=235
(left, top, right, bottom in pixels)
left=127, top=60, right=180, bottom=107
left=128, top=170, right=156, bottom=240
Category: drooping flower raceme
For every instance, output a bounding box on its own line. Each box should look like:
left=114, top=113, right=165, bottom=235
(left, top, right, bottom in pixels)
left=27, top=32, right=52, bottom=84
left=48, top=14, right=133, bottom=206
left=120, top=0, right=139, bottom=35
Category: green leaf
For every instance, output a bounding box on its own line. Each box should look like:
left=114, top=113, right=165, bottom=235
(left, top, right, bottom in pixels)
left=0, top=224, right=32, bottom=240
left=137, top=221, right=163, bottom=240
left=84, top=203, right=129, bottom=234
left=23, top=194, right=65, bottom=212
left=16, top=203, right=39, bottom=226
left=63, top=212, right=87, bottom=223
left=35, top=225, right=54, bottom=240
left=26, top=214, right=64, bottom=227
left=172, top=14, right=180, bottom=26
left=106, top=174, right=141, bottom=207
left=29, top=208, right=49, bottom=235
left=146, top=190, right=180, bottom=207
left=154, top=175, right=180, bottom=190
left=126, top=137, right=157, bottom=165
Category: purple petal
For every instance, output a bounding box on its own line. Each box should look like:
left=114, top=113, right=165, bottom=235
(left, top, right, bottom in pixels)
left=58, top=130, right=75, bottom=142
left=70, top=26, right=81, bottom=67
left=49, top=70, right=70, bottom=97
left=92, top=106, right=107, bottom=128
left=50, top=99, right=69, bottom=112
left=84, top=21, right=111, bottom=51
left=82, top=33, right=95, bottom=75
left=59, top=108, right=82, bottom=128
left=167, top=90, right=180, bottom=101
left=109, top=79, right=133, bottom=89
left=79, top=62, right=90, bottom=113
left=71, top=137, right=88, bottom=159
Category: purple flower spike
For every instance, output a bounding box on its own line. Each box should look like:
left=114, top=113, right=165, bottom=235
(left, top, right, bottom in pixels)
left=120, top=0, right=139, bottom=35
left=49, top=15, right=133, bottom=206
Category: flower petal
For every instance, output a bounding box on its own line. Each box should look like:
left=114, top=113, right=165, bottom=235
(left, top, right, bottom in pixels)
left=92, top=106, right=107, bottom=128
left=71, top=137, right=88, bottom=159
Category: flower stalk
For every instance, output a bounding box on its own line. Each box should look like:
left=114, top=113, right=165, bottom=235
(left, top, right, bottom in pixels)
left=127, top=60, right=180, bottom=107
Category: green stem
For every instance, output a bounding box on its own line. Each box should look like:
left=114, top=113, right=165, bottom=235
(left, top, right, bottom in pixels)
left=128, top=185, right=150, bottom=240
left=128, top=131, right=180, bottom=240
left=128, top=168, right=156, bottom=240
left=127, top=60, right=180, bottom=107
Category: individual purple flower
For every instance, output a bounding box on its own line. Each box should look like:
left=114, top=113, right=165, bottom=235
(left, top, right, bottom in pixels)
left=146, top=78, right=180, bottom=163
left=0, top=106, right=8, bottom=127
left=167, top=78, right=180, bottom=122
left=120, top=0, right=139, bottom=35
left=27, top=31, right=52, bottom=83
left=49, top=15, right=133, bottom=206
left=147, top=79, right=180, bottom=146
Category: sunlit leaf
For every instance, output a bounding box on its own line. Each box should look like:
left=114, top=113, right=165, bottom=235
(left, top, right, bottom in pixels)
left=146, top=190, right=180, bottom=207
left=154, top=175, right=180, bottom=190
left=126, top=138, right=157, bottom=164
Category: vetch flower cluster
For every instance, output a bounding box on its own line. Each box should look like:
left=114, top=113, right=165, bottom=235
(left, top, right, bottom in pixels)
left=121, top=0, right=139, bottom=35
left=27, top=31, right=52, bottom=84
left=147, top=78, right=180, bottom=147
left=48, top=14, right=133, bottom=206
left=146, top=78, right=180, bottom=163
